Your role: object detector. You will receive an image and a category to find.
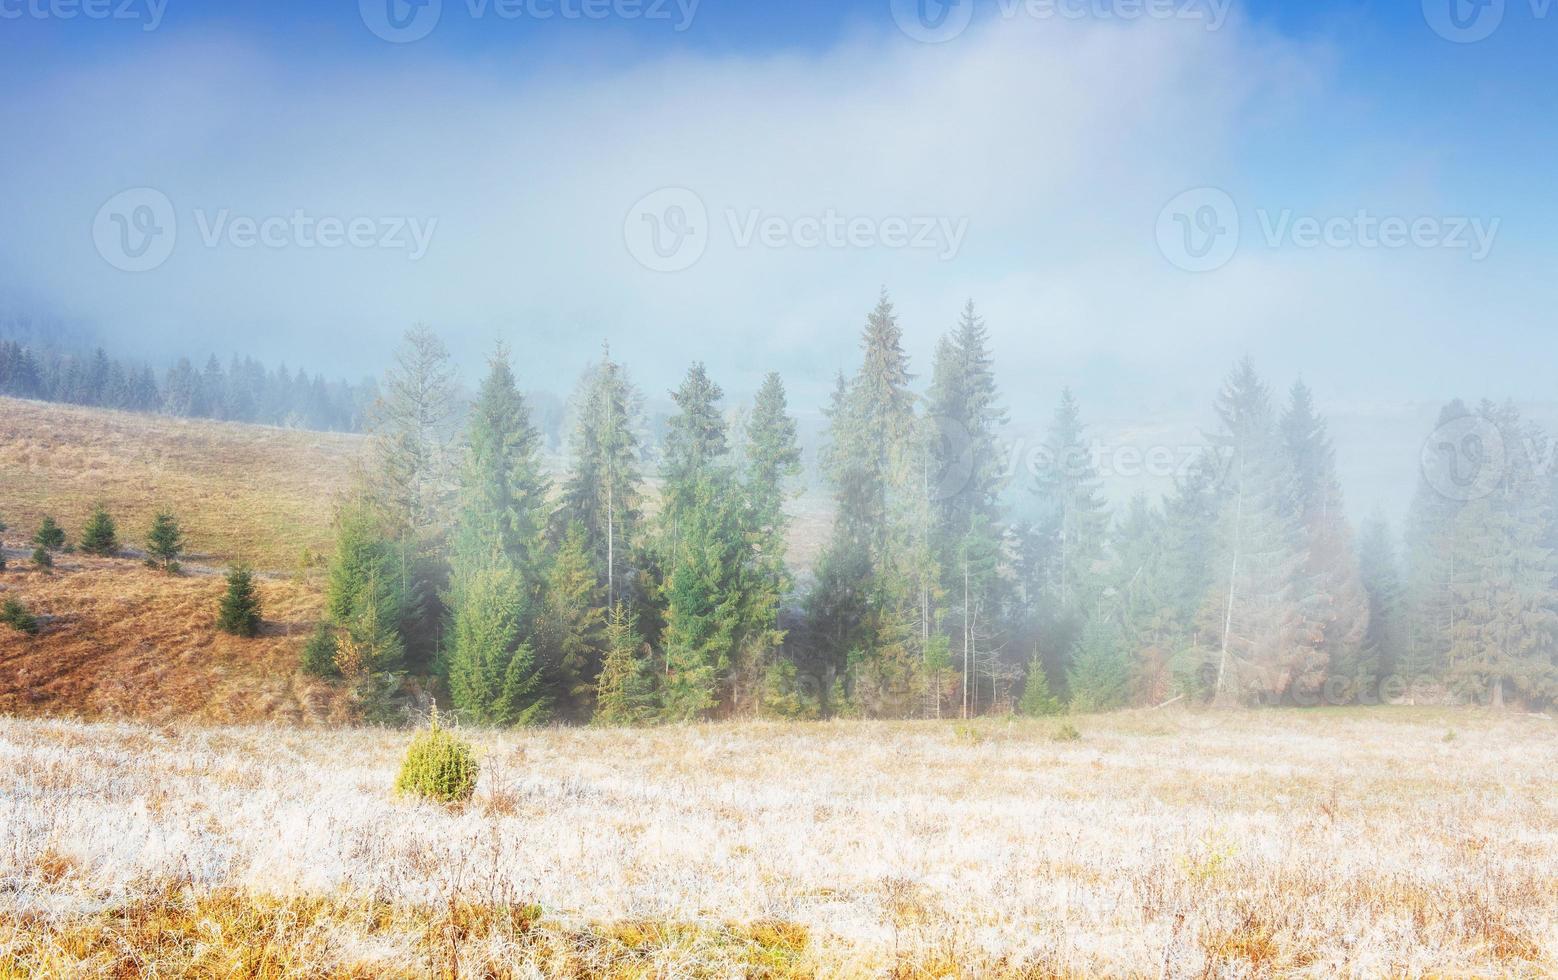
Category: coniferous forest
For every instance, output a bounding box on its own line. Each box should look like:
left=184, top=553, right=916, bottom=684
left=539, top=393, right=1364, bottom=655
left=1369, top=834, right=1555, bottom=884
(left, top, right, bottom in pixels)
left=313, top=299, right=1558, bottom=725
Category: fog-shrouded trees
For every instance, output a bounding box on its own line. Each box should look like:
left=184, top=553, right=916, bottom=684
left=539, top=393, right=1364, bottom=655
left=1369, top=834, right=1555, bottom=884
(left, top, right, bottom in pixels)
left=293, top=319, right=1558, bottom=725
left=560, top=345, right=644, bottom=611
left=443, top=346, right=552, bottom=726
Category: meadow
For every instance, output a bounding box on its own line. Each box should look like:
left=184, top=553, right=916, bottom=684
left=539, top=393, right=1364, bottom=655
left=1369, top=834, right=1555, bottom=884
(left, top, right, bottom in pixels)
left=3, top=707, right=1556, bottom=977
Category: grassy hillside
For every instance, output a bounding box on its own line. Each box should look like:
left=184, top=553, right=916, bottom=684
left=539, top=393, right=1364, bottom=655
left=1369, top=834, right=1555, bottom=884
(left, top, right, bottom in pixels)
left=0, top=552, right=353, bottom=725
left=0, top=396, right=362, bottom=572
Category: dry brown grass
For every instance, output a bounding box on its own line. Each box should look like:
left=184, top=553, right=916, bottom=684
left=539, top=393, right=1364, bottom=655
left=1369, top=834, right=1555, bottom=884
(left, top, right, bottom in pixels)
left=0, top=553, right=352, bottom=725
left=0, top=396, right=361, bottom=571
left=2, top=708, right=1556, bottom=976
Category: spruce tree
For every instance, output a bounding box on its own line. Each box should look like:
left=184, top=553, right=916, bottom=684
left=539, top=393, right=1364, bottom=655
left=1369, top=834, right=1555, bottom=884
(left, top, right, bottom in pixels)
left=534, top=522, right=607, bottom=719
left=79, top=504, right=119, bottom=557
left=445, top=561, right=549, bottom=726
left=146, top=511, right=185, bottom=572
left=1280, top=381, right=1368, bottom=701
left=31, top=546, right=52, bottom=570
left=595, top=603, right=652, bottom=725
left=1018, top=652, right=1062, bottom=716
left=217, top=564, right=263, bottom=638
left=741, top=373, right=803, bottom=698
left=367, top=326, right=459, bottom=671
left=1357, top=511, right=1405, bottom=691
left=1200, top=359, right=1321, bottom=705
left=33, top=516, right=65, bottom=551
left=1066, top=618, right=1130, bottom=713
left=559, top=345, right=644, bottom=608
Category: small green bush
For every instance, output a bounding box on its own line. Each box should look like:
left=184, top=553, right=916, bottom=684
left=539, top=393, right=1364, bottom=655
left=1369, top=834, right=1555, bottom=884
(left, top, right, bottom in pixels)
left=1052, top=721, right=1081, bottom=742
left=300, top=622, right=341, bottom=678
left=1, top=598, right=39, bottom=635
left=216, top=564, right=263, bottom=638
left=33, top=517, right=66, bottom=551
left=79, top=505, right=120, bottom=557
left=31, top=546, right=53, bottom=570
left=395, top=707, right=479, bottom=804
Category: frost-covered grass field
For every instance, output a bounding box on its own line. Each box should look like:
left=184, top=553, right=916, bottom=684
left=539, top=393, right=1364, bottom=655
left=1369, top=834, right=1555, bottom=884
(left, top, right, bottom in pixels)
left=2, top=707, right=1556, bottom=977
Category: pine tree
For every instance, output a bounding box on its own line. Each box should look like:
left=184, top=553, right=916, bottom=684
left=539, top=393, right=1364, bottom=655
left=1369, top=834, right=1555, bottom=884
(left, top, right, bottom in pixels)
left=740, top=373, right=803, bottom=709
left=1018, top=652, right=1062, bottom=716
left=1357, top=510, right=1405, bottom=693
left=660, top=472, right=747, bottom=720
left=367, top=326, right=459, bottom=670
left=1201, top=359, right=1322, bottom=704
left=327, top=500, right=406, bottom=634
left=595, top=603, right=653, bottom=725
left=1401, top=400, right=1475, bottom=682
left=534, top=522, right=607, bottom=719
left=146, top=511, right=185, bottom=572
left=450, top=344, right=549, bottom=580
left=445, top=561, right=549, bottom=726
left=1280, top=381, right=1369, bottom=702
left=444, top=345, right=551, bottom=713
left=559, top=345, right=644, bottom=608
left=79, top=505, right=119, bottom=557
left=31, top=546, right=52, bottom=570
left=1443, top=403, right=1558, bottom=707
left=33, top=516, right=65, bottom=551
left=1066, top=617, right=1130, bottom=713
left=815, top=294, right=921, bottom=713
left=217, top=564, right=263, bottom=638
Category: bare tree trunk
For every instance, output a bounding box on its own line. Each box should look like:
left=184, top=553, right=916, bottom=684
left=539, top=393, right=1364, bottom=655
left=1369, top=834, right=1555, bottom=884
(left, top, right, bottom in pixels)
left=1216, top=458, right=1245, bottom=702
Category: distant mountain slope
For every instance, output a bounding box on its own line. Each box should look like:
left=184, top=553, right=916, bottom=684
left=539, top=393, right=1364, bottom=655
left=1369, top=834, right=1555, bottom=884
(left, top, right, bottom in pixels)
left=0, top=396, right=361, bottom=572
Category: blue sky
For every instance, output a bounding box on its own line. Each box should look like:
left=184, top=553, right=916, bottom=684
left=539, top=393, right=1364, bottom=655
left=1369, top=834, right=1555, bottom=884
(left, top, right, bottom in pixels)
left=1, top=0, right=1555, bottom=516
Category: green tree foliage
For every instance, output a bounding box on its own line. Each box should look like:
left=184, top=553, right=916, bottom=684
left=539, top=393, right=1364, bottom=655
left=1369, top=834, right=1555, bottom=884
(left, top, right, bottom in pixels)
left=1017, top=652, right=1062, bottom=716
left=1280, top=382, right=1369, bottom=700
left=1066, top=618, right=1130, bottom=713
left=559, top=345, right=644, bottom=608
left=1442, top=403, right=1558, bottom=707
left=79, top=505, right=119, bottom=556
left=145, top=511, right=185, bottom=572
left=740, top=373, right=803, bottom=707
left=660, top=473, right=748, bottom=721
left=394, top=706, right=479, bottom=804
left=1200, top=359, right=1322, bottom=705
left=595, top=603, right=654, bottom=725
left=1, top=598, right=39, bottom=635
left=216, top=564, right=263, bottom=638
left=445, top=562, right=549, bottom=726
left=1357, top=511, right=1405, bottom=688
left=450, top=344, right=549, bottom=580
left=31, top=546, right=52, bottom=570
left=367, top=326, right=459, bottom=670
left=327, top=500, right=406, bottom=637
left=301, top=622, right=341, bottom=678
left=534, top=522, right=607, bottom=719
left=33, top=516, right=65, bottom=551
